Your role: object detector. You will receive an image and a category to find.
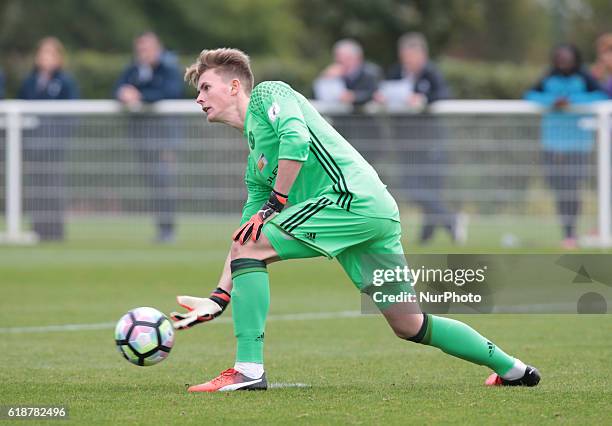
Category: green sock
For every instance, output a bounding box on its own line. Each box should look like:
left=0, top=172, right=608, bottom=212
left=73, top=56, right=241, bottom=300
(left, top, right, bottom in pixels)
left=230, top=258, right=270, bottom=364
left=410, top=314, right=515, bottom=376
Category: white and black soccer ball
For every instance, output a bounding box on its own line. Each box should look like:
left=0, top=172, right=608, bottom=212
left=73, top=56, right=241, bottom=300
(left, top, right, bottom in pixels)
left=114, top=307, right=175, bottom=366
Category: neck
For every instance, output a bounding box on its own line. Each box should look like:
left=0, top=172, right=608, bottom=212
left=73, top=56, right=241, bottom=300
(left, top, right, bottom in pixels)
left=223, top=92, right=250, bottom=131
left=38, top=69, right=54, bottom=78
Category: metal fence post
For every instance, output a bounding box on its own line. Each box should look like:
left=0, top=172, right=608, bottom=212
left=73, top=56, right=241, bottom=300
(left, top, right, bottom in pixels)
left=597, top=106, right=612, bottom=247
left=0, top=107, right=37, bottom=244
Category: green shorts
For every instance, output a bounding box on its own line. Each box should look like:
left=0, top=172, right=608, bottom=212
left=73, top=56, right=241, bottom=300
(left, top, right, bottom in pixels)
left=263, top=196, right=413, bottom=309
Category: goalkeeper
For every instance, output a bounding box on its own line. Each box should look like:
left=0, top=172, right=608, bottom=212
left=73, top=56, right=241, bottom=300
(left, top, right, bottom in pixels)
left=172, top=48, right=540, bottom=392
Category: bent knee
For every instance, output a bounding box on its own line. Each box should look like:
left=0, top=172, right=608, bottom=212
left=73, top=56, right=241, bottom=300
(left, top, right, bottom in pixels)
left=388, top=313, right=425, bottom=341
left=230, top=238, right=276, bottom=262
left=230, top=240, right=254, bottom=260
left=392, top=324, right=422, bottom=340
left=230, top=240, right=243, bottom=260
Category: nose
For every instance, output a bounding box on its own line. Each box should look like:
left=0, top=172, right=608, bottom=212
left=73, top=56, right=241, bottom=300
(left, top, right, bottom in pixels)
left=196, top=92, right=206, bottom=105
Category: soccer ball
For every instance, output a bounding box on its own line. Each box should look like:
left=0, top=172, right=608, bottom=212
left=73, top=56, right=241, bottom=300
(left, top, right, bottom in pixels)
left=114, top=307, right=175, bottom=366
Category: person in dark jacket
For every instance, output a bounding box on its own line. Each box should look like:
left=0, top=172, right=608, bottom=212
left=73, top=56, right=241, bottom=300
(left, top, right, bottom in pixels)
left=384, top=33, right=450, bottom=108
left=114, top=32, right=184, bottom=243
left=18, top=37, right=79, bottom=241
left=115, top=32, right=184, bottom=106
left=314, top=38, right=383, bottom=174
left=18, top=39, right=79, bottom=101
left=381, top=32, right=464, bottom=245
left=525, top=44, right=607, bottom=249
left=315, top=38, right=381, bottom=107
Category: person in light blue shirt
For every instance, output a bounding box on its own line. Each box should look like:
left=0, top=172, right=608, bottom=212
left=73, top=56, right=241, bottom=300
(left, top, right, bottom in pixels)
left=524, top=44, right=607, bottom=248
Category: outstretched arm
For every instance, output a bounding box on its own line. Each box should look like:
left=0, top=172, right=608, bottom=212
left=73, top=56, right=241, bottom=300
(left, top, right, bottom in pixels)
left=171, top=157, right=304, bottom=329
left=274, top=159, right=303, bottom=195
left=170, top=250, right=233, bottom=330
left=211, top=159, right=302, bottom=297
left=217, top=249, right=233, bottom=293
left=233, top=159, right=303, bottom=244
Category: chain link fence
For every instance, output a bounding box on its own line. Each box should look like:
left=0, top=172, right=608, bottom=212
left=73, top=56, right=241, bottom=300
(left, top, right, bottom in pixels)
left=1, top=101, right=610, bottom=247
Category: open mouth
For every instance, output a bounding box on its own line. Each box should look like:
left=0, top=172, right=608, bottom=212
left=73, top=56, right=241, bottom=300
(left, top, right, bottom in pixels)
left=203, top=106, right=212, bottom=114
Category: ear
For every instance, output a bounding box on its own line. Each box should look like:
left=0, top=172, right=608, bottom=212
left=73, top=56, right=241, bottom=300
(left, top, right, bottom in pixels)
left=230, top=78, right=241, bottom=96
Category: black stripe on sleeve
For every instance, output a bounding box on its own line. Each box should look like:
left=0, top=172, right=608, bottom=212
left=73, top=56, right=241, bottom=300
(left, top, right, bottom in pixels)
left=308, top=129, right=353, bottom=210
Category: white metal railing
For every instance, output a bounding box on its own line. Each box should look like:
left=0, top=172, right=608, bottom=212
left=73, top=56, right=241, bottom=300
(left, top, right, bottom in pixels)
left=1, top=99, right=611, bottom=246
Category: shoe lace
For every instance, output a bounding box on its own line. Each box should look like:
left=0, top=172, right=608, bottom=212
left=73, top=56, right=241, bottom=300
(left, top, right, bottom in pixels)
left=210, top=368, right=238, bottom=384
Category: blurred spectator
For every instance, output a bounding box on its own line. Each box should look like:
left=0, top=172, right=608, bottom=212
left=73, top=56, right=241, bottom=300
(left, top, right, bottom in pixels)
left=524, top=44, right=607, bottom=249
left=114, top=31, right=183, bottom=243
left=115, top=31, right=184, bottom=107
left=380, top=32, right=464, bottom=244
left=592, top=33, right=612, bottom=97
left=313, top=39, right=382, bottom=183
left=18, top=37, right=79, bottom=241
left=379, top=32, right=450, bottom=109
left=314, top=38, right=381, bottom=107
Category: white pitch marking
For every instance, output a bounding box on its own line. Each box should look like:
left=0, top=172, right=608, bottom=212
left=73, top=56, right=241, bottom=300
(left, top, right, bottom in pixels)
left=269, top=383, right=310, bottom=389
left=0, top=304, right=582, bottom=335
left=2, top=322, right=117, bottom=333
left=0, top=310, right=363, bottom=334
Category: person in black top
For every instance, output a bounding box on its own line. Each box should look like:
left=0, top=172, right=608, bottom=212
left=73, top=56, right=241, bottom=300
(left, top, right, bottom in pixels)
left=316, top=38, right=381, bottom=107
left=381, top=33, right=464, bottom=245
left=314, top=39, right=383, bottom=170
left=384, top=33, right=450, bottom=108
left=115, top=32, right=184, bottom=106
left=114, top=32, right=184, bottom=243
left=19, top=37, right=79, bottom=241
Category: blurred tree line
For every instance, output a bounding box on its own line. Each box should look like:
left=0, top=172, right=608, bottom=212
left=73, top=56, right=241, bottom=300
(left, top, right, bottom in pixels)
left=1, top=0, right=610, bottom=99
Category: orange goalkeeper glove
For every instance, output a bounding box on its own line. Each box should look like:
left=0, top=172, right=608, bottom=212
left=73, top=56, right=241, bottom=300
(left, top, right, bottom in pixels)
left=232, top=190, right=288, bottom=244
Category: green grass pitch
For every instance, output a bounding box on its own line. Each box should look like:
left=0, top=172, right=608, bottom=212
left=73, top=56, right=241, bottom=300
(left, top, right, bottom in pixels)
left=1, top=220, right=611, bottom=424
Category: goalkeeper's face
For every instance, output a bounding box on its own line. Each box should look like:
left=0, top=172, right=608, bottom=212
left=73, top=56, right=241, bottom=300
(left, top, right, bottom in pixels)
left=196, top=69, right=237, bottom=123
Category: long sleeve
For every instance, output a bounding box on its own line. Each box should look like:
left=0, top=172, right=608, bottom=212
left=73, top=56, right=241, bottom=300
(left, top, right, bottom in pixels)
left=422, top=64, right=451, bottom=103
left=113, top=66, right=133, bottom=98
left=568, top=71, right=607, bottom=104
left=523, top=76, right=557, bottom=106
left=349, top=63, right=380, bottom=105
left=61, top=73, right=80, bottom=99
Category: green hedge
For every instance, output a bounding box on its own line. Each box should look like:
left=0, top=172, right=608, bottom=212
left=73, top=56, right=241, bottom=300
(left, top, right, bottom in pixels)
left=439, top=58, right=542, bottom=99
left=1, top=51, right=545, bottom=100
left=2, top=51, right=131, bottom=99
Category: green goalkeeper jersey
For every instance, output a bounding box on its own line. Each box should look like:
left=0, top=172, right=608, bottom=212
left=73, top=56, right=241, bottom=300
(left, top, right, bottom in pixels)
left=240, top=81, right=400, bottom=224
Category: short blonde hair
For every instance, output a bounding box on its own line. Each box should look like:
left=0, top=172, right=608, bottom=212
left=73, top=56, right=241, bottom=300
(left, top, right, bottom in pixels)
left=36, top=36, right=66, bottom=68
left=185, top=48, right=254, bottom=93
